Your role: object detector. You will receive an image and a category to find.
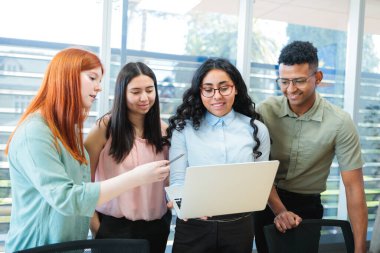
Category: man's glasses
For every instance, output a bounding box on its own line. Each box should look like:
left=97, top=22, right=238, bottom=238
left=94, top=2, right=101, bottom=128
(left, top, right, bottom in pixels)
left=200, top=85, right=234, bottom=98
left=276, top=72, right=316, bottom=88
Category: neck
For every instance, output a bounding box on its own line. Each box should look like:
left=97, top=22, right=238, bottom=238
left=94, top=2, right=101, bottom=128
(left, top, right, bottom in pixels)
left=129, top=113, right=145, bottom=138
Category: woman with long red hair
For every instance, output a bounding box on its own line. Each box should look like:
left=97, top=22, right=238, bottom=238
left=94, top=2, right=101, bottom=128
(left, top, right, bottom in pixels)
left=4, top=48, right=169, bottom=252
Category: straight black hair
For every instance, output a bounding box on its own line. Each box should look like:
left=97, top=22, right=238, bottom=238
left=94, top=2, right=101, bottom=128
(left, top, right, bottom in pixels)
left=100, top=62, right=166, bottom=163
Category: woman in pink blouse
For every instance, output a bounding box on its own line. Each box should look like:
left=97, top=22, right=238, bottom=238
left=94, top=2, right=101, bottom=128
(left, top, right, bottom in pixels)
left=85, top=62, right=171, bottom=253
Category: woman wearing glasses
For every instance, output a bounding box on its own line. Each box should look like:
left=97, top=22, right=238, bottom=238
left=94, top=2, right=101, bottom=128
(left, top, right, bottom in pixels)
left=166, top=58, right=271, bottom=253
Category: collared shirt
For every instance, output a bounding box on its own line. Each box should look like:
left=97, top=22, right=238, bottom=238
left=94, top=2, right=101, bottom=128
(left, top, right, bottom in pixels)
left=5, top=114, right=100, bottom=252
left=169, top=110, right=271, bottom=186
left=257, top=93, right=364, bottom=194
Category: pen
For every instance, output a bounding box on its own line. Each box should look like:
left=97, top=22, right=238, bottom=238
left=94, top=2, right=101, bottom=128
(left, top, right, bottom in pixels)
left=168, top=153, right=185, bottom=165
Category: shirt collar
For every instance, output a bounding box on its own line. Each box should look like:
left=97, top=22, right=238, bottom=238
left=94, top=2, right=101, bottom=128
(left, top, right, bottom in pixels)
left=278, top=93, right=323, bottom=121
left=205, top=109, right=236, bottom=126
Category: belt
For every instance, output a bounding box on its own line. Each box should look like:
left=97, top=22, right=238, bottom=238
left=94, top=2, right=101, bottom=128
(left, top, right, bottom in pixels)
left=194, top=212, right=252, bottom=223
left=276, top=187, right=320, bottom=198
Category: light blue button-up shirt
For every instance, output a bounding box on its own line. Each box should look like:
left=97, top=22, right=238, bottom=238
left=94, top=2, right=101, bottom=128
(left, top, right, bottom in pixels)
left=5, top=114, right=100, bottom=252
left=169, top=110, right=271, bottom=186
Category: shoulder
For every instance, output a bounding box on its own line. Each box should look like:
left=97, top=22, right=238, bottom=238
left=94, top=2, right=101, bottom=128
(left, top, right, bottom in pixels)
left=322, top=98, right=351, bottom=122
left=8, top=114, right=55, bottom=156
left=253, top=118, right=268, bottom=131
left=234, top=111, right=250, bottom=120
left=256, top=96, right=283, bottom=116
left=15, top=114, right=52, bottom=140
left=85, top=116, right=109, bottom=146
left=320, top=98, right=354, bottom=132
left=257, top=96, right=283, bottom=109
left=176, top=119, right=194, bottom=131
left=161, top=120, right=168, bottom=136
left=234, top=112, right=268, bottom=132
left=171, top=119, right=195, bottom=139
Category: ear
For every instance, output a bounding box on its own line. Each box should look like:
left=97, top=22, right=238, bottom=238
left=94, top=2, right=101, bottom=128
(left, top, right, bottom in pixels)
left=315, top=71, right=323, bottom=85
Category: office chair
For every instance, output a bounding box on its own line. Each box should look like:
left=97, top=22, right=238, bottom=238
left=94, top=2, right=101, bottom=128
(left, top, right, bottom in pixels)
left=369, top=203, right=380, bottom=253
left=263, top=219, right=354, bottom=253
left=15, top=238, right=150, bottom=253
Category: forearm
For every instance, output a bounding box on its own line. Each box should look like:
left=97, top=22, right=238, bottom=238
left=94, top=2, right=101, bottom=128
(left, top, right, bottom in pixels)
left=268, top=186, right=287, bottom=215
left=97, top=169, right=142, bottom=206
left=96, top=160, right=169, bottom=206
left=346, top=187, right=368, bottom=253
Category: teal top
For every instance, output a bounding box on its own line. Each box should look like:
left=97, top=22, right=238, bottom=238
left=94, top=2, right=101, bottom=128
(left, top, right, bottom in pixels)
left=257, top=93, right=364, bottom=194
left=5, top=114, right=100, bottom=252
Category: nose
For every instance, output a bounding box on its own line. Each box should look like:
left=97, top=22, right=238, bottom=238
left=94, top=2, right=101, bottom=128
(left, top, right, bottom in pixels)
left=139, top=92, right=148, bottom=101
left=213, top=89, right=223, bottom=99
left=286, top=81, right=297, bottom=92
left=95, top=82, right=102, bottom=92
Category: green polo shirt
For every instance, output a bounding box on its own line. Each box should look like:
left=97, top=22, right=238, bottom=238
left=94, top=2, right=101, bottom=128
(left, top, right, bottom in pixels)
left=257, top=93, right=364, bottom=194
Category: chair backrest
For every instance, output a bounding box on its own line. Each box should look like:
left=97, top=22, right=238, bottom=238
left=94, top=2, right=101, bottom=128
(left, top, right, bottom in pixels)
left=15, top=238, right=150, bottom=253
left=263, top=219, right=354, bottom=253
left=369, top=203, right=380, bottom=253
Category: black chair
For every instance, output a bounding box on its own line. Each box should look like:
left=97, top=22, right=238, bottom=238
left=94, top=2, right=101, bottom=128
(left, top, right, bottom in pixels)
left=263, top=219, right=354, bottom=253
left=15, top=238, right=150, bottom=253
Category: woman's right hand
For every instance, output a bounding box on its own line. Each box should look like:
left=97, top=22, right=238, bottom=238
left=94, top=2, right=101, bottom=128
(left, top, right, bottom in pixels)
left=133, top=160, right=170, bottom=185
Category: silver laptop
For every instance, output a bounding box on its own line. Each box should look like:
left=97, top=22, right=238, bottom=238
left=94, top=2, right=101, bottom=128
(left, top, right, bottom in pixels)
left=165, top=160, right=279, bottom=219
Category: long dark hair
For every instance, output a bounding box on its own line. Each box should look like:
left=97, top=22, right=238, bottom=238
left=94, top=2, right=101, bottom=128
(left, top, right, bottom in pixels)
left=166, top=58, right=262, bottom=158
left=100, top=62, right=166, bottom=163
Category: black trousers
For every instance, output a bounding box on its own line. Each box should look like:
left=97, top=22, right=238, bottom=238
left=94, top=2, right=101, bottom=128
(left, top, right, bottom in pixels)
left=173, top=213, right=254, bottom=253
left=253, top=188, right=323, bottom=253
left=96, top=210, right=172, bottom=253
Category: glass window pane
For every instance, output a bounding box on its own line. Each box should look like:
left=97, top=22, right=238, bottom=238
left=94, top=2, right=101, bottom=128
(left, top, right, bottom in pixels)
left=0, top=0, right=103, bottom=250
left=109, top=0, right=240, bottom=119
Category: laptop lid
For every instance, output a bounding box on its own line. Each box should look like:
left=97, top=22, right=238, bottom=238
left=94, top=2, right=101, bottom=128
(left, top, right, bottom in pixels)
left=166, top=160, right=279, bottom=219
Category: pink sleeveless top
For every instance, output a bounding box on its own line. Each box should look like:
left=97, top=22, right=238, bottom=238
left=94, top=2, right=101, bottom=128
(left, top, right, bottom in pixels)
left=95, top=136, right=168, bottom=221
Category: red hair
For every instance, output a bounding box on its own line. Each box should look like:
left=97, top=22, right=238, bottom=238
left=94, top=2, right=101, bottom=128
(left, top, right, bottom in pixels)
left=5, top=48, right=104, bottom=164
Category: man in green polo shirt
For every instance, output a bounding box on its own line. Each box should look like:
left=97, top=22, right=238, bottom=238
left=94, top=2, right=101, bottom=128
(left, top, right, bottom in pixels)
left=253, top=41, right=368, bottom=253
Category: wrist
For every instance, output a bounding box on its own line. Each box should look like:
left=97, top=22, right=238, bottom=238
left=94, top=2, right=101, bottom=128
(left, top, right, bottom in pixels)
left=270, top=206, right=287, bottom=216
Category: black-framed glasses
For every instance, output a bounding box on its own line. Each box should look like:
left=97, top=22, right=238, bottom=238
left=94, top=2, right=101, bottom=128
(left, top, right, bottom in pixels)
left=200, top=85, right=234, bottom=98
left=276, top=72, right=316, bottom=88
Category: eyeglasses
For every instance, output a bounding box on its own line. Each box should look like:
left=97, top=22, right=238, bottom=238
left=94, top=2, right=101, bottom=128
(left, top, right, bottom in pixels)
left=200, top=85, right=234, bottom=98
left=276, top=72, right=316, bottom=88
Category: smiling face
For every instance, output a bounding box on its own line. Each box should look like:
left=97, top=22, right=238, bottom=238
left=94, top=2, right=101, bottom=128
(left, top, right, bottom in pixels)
left=80, top=66, right=103, bottom=110
left=126, top=74, right=156, bottom=117
left=200, top=69, right=237, bottom=117
left=279, top=63, right=322, bottom=116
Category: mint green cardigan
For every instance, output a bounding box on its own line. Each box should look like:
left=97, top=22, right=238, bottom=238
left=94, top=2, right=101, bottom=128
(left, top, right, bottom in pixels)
left=5, top=114, right=100, bottom=252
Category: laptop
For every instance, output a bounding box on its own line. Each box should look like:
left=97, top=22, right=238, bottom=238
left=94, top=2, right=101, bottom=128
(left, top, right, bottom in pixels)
left=165, top=160, right=279, bottom=219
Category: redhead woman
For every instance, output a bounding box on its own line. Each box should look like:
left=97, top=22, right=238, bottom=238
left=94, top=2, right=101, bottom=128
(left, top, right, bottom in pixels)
left=4, top=48, right=169, bottom=252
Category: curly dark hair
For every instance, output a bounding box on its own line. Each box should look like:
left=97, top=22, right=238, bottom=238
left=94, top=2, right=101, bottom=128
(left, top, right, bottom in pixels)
left=99, top=62, right=166, bottom=163
left=278, top=41, right=319, bottom=70
left=166, top=58, right=262, bottom=158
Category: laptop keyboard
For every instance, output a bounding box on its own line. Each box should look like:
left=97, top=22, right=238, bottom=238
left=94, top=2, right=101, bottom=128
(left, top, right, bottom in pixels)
left=174, top=198, right=182, bottom=209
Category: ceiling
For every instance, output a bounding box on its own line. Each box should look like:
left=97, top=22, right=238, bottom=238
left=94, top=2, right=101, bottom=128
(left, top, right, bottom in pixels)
left=192, top=0, right=380, bottom=35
